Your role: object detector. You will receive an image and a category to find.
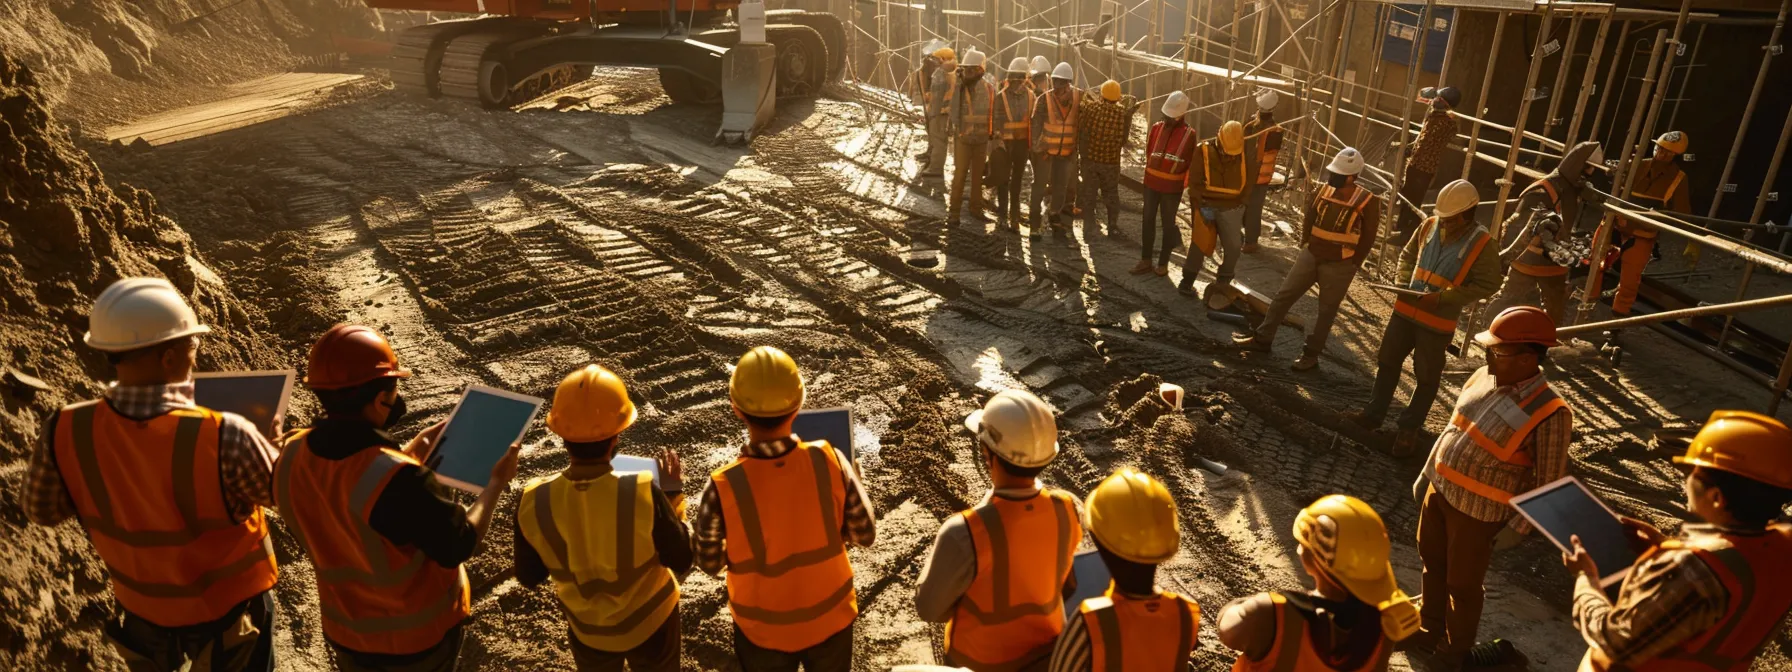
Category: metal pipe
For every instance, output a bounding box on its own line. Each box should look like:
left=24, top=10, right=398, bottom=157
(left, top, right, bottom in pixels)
left=1438, top=8, right=1461, bottom=85
left=1600, top=203, right=1792, bottom=274
left=1562, top=12, right=1612, bottom=146
left=1379, top=0, right=1440, bottom=282
left=1557, top=292, right=1792, bottom=337
left=1356, top=3, right=1392, bottom=149
left=1489, top=1, right=1557, bottom=234
left=1664, top=22, right=1706, bottom=130
left=1225, top=0, right=1244, bottom=119
left=1576, top=29, right=1668, bottom=325
left=1542, top=14, right=1583, bottom=140
left=1717, top=85, right=1792, bottom=347
left=1702, top=0, right=1787, bottom=236
left=1460, top=11, right=1509, bottom=178
left=1586, top=19, right=1631, bottom=146
left=1325, top=0, right=1353, bottom=139
left=1624, top=0, right=1694, bottom=189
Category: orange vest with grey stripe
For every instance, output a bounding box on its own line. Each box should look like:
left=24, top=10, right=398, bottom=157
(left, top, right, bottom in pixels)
left=1511, top=179, right=1569, bottom=277
left=1580, top=526, right=1792, bottom=672
left=999, top=87, right=1035, bottom=141
left=1620, top=162, right=1686, bottom=239
left=1081, top=587, right=1201, bottom=671
left=1232, top=593, right=1389, bottom=672
left=1042, top=90, right=1081, bottom=157
left=1394, top=216, right=1491, bottom=333
left=52, top=401, right=278, bottom=627
left=712, top=440, right=857, bottom=652
left=946, top=489, right=1082, bottom=671
left=518, top=470, right=678, bottom=652
left=1432, top=370, right=1567, bottom=505
left=274, top=433, right=470, bottom=655
left=1310, top=185, right=1374, bottom=259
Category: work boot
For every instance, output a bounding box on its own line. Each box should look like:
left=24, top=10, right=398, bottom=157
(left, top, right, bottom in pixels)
left=1232, top=333, right=1272, bottom=352
left=1345, top=410, right=1382, bottom=430
left=1129, top=259, right=1155, bottom=275
left=1178, top=282, right=1200, bottom=298
left=1242, top=242, right=1261, bottom=253
left=947, top=210, right=960, bottom=223
left=1154, top=264, right=1169, bottom=276
left=1391, top=428, right=1425, bottom=458
left=1292, top=353, right=1319, bottom=371
left=1463, top=639, right=1530, bottom=671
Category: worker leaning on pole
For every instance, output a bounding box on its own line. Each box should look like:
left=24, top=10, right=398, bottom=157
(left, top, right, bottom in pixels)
left=1240, top=89, right=1285, bottom=254
left=1220, top=495, right=1420, bottom=671
left=23, top=278, right=280, bottom=671
left=275, top=324, right=521, bottom=671
left=990, top=57, right=1037, bottom=229
left=921, top=46, right=959, bottom=179
left=1564, top=410, right=1792, bottom=672
left=1032, top=62, right=1083, bottom=242
left=1177, top=120, right=1261, bottom=300
left=1486, top=141, right=1605, bottom=325
left=692, top=346, right=876, bottom=672
left=1349, top=180, right=1501, bottom=457
left=1131, top=91, right=1196, bottom=277
left=1394, top=86, right=1461, bottom=245
left=1047, top=468, right=1200, bottom=672
left=513, top=365, right=692, bottom=671
left=915, top=389, right=1083, bottom=671
left=1591, top=131, right=1693, bottom=321
left=1076, top=79, right=1137, bottom=238
left=947, top=48, right=998, bottom=224
left=1233, top=147, right=1380, bottom=372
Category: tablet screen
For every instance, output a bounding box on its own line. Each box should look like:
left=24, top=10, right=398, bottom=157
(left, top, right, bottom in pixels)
left=1063, top=550, right=1111, bottom=617
left=611, top=455, right=661, bottom=488
left=430, top=385, right=543, bottom=494
left=1512, top=478, right=1638, bottom=585
left=792, top=407, right=854, bottom=462
left=192, top=371, right=294, bottom=440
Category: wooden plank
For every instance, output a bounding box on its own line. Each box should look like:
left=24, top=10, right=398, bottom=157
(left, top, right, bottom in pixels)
left=106, top=73, right=363, bottom=146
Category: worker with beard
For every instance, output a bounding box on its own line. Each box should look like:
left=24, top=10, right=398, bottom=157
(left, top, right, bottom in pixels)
left=948, top=49, right=998, bottom=223
left=1032, top=62, right=1083, bottom=242
left=1487, top=140, right=1606, bottom=325
left=992, top=58, right=1036, bottom=228
left=1394, top=87, right=1461, bottom=244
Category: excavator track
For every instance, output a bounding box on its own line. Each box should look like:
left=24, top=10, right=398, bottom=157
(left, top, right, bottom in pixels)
left=766, top=24, right=828, bottom=97
left=438, top=26, right=590, bottom=108
left=389, top=18, right=514, bottom=96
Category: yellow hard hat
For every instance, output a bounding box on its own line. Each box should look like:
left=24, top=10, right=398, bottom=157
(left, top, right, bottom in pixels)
left=730, top=346, right=805, bottom=417
left=547, top=364, right=637, bottom=442
left=1100, top=80, right=1121, bottom=102
left=1085, top=468, right=1180, bottom=564
left=1293, top=495, right=1420, bottom=641
left=1653, top=130, right=1689, bottom=155
left=1674, top=410, right=1792, bottom=489
left=1218, top=121, right=1245, bottom=155
left=934, top=47, right=957, bottom=63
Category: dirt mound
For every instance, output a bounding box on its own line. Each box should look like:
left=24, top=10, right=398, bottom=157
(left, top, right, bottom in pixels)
left=0, top=53, right=288, bottom=669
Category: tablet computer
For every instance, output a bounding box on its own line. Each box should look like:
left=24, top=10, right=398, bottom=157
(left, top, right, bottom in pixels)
left=1511, top=476, right=1639, bottom=589
left=429, top=385, right=544, bottom=494
left=792, top=406, right=855, bottom=463
left=611, top=454, right=662, bottom=488
left=1063, top=549, right=1111, bottom=617
left=192, top=370, right=295, bottom=440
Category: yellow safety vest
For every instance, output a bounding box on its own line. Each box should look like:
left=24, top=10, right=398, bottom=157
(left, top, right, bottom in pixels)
left=518, top=471, right=679, bottom=652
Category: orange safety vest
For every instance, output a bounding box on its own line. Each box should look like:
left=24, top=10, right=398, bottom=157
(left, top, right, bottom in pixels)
left=1510, top=180, right=1569, bottom=277
left=1144, top=120, right=1198, bottom=192
left=1432, top=371, right=1567, bottom=505
left=946, top=489, right=1082, bottom=671
left=274, top=433, right=470, bottom=654
left=1621, top=163, right=1685, bottom=239
left=998, top=87, right=1034, bottom=142
left=1250, top=122, right=1284, bottom=185
left=1198, top=143, right=1250, bottom=200
left=1309, top=185, right=1373, bottom=258
left=1232, top=592, right=1390, bottom=672
left=1081, top=585, right=1201, bottom=671
left=53, top=402, right=278, bottom=627
left=712, top=441, right=858, bottom=652
left=1579, top=525, right=1792, bottom=672
left=1041, top=90, right=1081, bottom=157
left=1394, top=216, right=1491, bottom=333
left=956, top=79, right=998, bottom=139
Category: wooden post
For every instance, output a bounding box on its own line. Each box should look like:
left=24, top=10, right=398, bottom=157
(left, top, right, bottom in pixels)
left=1325, top=1, right=1353, bottom=140
left=1625, top=0, right=1695, bottom=186
left=1664, top=23, right=1706, bottom=130
left=1575, top=29, right=1667, bottom=326
left=1561, top=11, right=1612, bottom=147
left=1702, top=0, right=1787, bottom=229
left=1717, top=95, right=1792, bottom=349
left=1355, top=3, right=1391, bottom=148
left=1586, top=19, right=1632, bottom=146
left=1540, top=14, right=1583, bottom=141
left=1488, top=1, right=1555, bottom=233
left=1225, top=0, right=1244, bottom=120
left=1378, top=0, right=1441, bottom=281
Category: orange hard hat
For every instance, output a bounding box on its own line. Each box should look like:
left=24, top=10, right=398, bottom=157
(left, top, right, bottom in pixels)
left=1474, top=306, right=1560, bottom=348
left=1674, top=410, right=1792, bottom=489
left=305, top=324, right=412, bottom=390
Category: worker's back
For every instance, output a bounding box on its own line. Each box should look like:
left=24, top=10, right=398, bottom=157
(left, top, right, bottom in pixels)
left=945, top=488, right=1082, bottom=670
left=518, top=469, right=680, bottom=651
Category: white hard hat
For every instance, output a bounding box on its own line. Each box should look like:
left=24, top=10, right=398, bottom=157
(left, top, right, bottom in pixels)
left=965, top=389, right=1059, bottom=468
left=84, top=277, right=211, bottom=353
left=1326, top=148, right=1364, bottom=176
left=1161, top=90, right=1189, bottom=119
left=1435, top=179, right=1479, bottom=218
left=1030, top=56, right=1051, bottom=75
left=1008, top=57, right=1029, bottom=74
left=963, top=49, right=986, bottom=68
left=1051, top=62, right=1074, bottom=80
left=1256, top=89, right=1280, bottom=110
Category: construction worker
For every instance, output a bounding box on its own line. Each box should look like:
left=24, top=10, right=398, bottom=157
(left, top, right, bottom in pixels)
left=1233, top=147, right=1380, bottom=372
left=1405, top=306, right=1572, bottom=664
left=1028, top=56, right=1051, bottom=93
left=1077, top=79, right=1136, bottom=237
left=693, top=346, right=876, bottom=671
left=908, top=45, right=946, bottom=163
left=949, top=49, right=998, bottom=223
left=23, top=277, right=279, bottom=671
left=1133, top=90, right=1195, bottom=276
left=513, top=365, right=692, bottom=671
left=1047, top=468, right=1200, bottom=672
left=1032, top=62, right=1081, bottom=241
left=916, top=389, right=1083, bottom=670
left=1395, top=86, right=1461, bottom=243
left=1177, top=120, right=1261, bottom=300
left=1349, top=180, right=1500, bottom=455
left=1487, top=141, right=1605, bottom=325
left=1566, top=410, right=1792, bottom=672
left=1240, top=89, right=1285, bottom=253
left=922, top=46, right=959, bottom=179
left=1594, top=131, right=1692, bottom=317
left=991, top=57, right=1036, bottom=227
left=1220, top=495, right=1420, bottom=671
left=276, top=324, right=520, bottom=670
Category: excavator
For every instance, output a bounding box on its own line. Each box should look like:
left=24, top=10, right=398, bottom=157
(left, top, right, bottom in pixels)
left=366, top=0, right=847, bottom=142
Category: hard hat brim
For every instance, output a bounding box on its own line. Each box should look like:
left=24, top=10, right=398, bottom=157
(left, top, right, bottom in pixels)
left=1325, top=156, right=1363, bottom=176
left=1473, top=330, right=1561, bottom=348
left=83, top=324, right=213, bottom=353
left=965, top=408, right=1060, bottom=466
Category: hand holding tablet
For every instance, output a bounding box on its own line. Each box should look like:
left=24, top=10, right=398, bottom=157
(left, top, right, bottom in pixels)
left=428, top=385, right=545, bottom=494
left=1510, top=476, right=1643, bottom=589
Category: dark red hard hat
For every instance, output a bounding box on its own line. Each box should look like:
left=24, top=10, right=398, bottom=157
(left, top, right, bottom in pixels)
left=305, top=324, right=411, bottom=390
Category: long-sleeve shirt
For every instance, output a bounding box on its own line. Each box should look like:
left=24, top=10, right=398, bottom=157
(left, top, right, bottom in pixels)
left=1187, top=137, right=1261, bottom=211
left=913, top=486, right=1084, bottom=623
left=1397, top=218, right=1503, bottom=322
left=23, top=381, right=276, bottom=526
left=1572, top=525, right=1735, bottom=668
left=1048, top=588, right=1200, bottom=672
left=1301, top=185, right=1382, bottom=262
left=302, top=419, right=484, bottom=567
left=1421, top=368, right=1572, bottom=534
left=692, top=436, right=876, bottom=576
left=1076, top=94, right=1136, bottom=164
left=514, top=460, right=694, bottom=587
left=1405, top=111, right=1458, bottom=175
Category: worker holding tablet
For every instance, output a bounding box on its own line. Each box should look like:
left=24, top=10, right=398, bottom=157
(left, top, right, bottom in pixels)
left=275, top=325, right=521, bottom=671
left=1564, top=411, right=1792, bottom=672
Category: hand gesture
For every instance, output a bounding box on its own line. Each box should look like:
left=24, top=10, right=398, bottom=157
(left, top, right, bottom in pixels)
left=405, top=421, right=448, bottom=463
left=1619, top=516, right=1666, bottom=553
left=656, top=448, right=684, bottom=493
left=1562, top=534, right=1602, bottom=581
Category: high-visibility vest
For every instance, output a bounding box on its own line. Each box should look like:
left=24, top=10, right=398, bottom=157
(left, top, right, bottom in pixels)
left=935, top=71, right=960, bottom=116
left=1080, top=585, right=1200, bottom=672
left=1578, top=525, right=1792, bottom=672
left=1198, top=143, right=1250, bottom=200
left=274, top=433, right=470, bottom=655
left=1394, top=216, right=1491, bottom=333
left=1144, top=120, right=1198, bottom=193
left=1041, top=90, right=1081, bottom=157
left=1232, top=592, right=1389, bottom=672
left=1510, top=179, right=1568, bottom=277
left=956, top=79, right=997, bottom=139
left=1248, top=120, right=1284, bottom=186
left=1622, top=163, right=1685, bottom=239
left=1431, top=368, right=1568, bottom=505
left=52, top=401, right=278, bottom=627
left=1309, top=185, right=1373, bottom=259
left=945, top=489, right=1082, bottom=671
left=998, top=87, right=1034, bottom=142
left=712, top=441, right=857, bottom=652
left=518, top=470, right=679, bottom=652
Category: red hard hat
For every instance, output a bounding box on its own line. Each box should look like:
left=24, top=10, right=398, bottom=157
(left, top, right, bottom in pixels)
left=305, top=324, right=412, bottom=390
left=1475, top=306, right=1560, bottom=348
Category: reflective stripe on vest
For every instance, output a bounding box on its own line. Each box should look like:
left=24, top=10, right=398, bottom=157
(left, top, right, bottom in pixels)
left=946, top=490, right=1080, bottom=671
left=715, top=441, right=857, bottom=652
left=1000, top=89, right=1034, bottom=141
left=1623, top=165, right=1684, bottom=240
left=519, top=471, right=679, bottom=651
left=1231, top=593, right=1389, bottom=672
left=1082, top=588, right=1200, bottom=672
left=1043, top=90, right=1081, bottom=156
left=1145, top=121, right=1197, bottom=183
left=1253, top=125, right=1284, bottom=185
left=958, top=80, right=997, bottom=138
left=1310, top=185, right=1373, bottom=258
left=53, top=402, right=277, bottom=626
left=1393, top=216, right=1491, bottom=332
left=1433, top=373, right=1568, bottom=505
left=274, top=435, right=470, bottom=654
left=1200, top=143, right=1249, bottom=198
left=1620, top=527, right=1792, bottom=672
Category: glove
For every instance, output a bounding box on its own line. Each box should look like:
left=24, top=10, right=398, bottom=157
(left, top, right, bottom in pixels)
left=1493, top=526, right=1525, bottom=551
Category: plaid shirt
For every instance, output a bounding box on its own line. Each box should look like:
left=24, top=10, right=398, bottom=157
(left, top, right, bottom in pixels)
left=1406, top=111, right=1458, bottom=175
left=1421, top=368, right=1572, bottom=534
left=22, top=381, right=278, bottom=526
left=693, top=435, right=876, bottom=576
left=1573, top=526, right=1732, bottom=667
left=1077, top=94, right=1135, bottom=165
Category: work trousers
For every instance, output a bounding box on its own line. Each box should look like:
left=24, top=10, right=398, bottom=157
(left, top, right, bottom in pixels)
left=734, top=621, right=854, bottom=672
left=331, top=624, right=465, bottom=672
left=1396, top=165, right=1436, bottom=245
left=1037, top=154, right=1076, bottom=228
left=1179, top=205, right=1245, bottom=291
left=994, top=139, right=1031, bottom=221
left=1139, top=187, right=1184, bottom=267
left=1241, top=183, right=1270, bottom=246
left=108, top=590, right=275, bottom=672
left=1417, top=485, right=1507, bottom=656
left=950, top=138, right=991, bottom=216
left=925, top=115, right=950, bottom=174
left=1362, top=313, right=1451, bottom=431
left=1254, top=249, right=1359, bottom=356
left=1487, top=269, right=1568, bottom=325
left=1608, top=235, right=1655, bottom=315
left=568, top=607, right=681, bottom=671
left=1078, top=160, right=1122, bottom=230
